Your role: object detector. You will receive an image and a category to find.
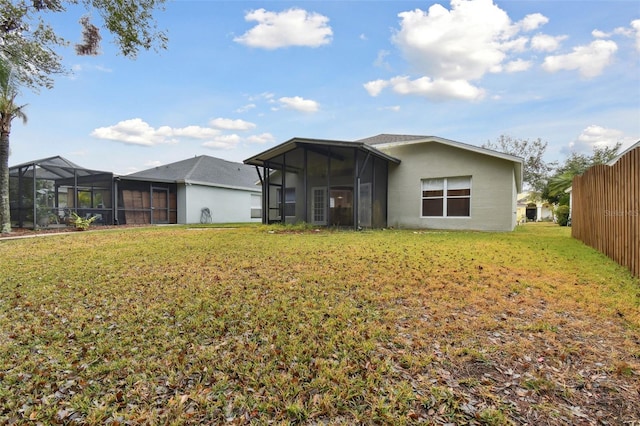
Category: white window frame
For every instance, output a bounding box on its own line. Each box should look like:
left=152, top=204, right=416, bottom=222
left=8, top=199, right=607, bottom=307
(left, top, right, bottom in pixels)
left=421, top=176, right=471, bottom=218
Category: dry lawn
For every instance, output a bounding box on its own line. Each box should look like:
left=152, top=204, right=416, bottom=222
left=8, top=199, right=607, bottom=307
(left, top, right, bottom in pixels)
left=0, top=223, right=638, bottom=425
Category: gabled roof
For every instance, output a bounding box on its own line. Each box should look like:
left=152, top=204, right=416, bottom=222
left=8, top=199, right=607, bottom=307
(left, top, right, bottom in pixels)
left=123, top=155, right=260, bottom=191
left=359, top=134, right=524, bottom=192
left=243, top=137, right=401, bottom=167
left=9, top=156, right=112, bottom=179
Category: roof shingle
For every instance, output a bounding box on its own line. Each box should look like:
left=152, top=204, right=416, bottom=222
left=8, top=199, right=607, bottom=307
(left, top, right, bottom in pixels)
left=125, top=155, right=259, bottom=190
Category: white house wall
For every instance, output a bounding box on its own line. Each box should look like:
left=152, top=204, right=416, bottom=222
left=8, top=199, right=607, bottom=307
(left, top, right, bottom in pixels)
left=183, top=184, right=261, bottom=224
left=177, top=185, right=188, bottom=224
left=380, top=142, right=517, bottom=232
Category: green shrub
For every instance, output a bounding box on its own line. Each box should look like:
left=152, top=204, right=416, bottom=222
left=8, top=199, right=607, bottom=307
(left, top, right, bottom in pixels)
left=70, top=212, right=98, bottom=231
left=555, top=205, right=570, bottom=226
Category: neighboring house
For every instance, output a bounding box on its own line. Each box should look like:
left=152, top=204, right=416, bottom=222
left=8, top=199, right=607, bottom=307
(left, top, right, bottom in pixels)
left=244, top=134, right=523, bottom=231
left=516, top=192, right=553, bottom=223
left=121, top=155, right=262, bottom=224
left=9, top=155, right=261, bottom=229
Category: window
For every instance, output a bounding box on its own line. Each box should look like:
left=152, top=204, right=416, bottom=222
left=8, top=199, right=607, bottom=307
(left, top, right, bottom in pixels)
left=276, top=187, right=296, bottom=217
left=421, top=177, right=471, bottom=217
left=251, top=194, right=262, bottom=218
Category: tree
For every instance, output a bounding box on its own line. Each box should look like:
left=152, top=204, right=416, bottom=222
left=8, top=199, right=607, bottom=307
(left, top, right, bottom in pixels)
left=1, top=0, right=168, bottom=90
left=483, top=135, right=554, bottom=194
left=0, top=0, right=167, bottom=233
left=0, top=59, right=27, bottom=233
left=542, top=143, right=622, bottom=205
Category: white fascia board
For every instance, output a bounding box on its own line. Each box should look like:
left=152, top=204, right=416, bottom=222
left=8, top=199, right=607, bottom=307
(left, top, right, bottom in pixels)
left=179, top=180, right=261, bottom=193
left=374, top=136, right=524, bottom=191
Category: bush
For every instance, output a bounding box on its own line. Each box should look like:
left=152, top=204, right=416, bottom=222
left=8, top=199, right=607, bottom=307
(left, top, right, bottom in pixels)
left=70, top=212, right=98, bottom=231
left=556, top=205, right=570, bottom=226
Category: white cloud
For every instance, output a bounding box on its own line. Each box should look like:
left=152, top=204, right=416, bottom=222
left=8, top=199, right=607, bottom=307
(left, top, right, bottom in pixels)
left=172, top=125, right=220, bottom=139
left=235, top=104, right=256, bottom=113
left=71, top=64, right=112, bottom=73
left=500, top=37, right=529, bottom=53
left=542, top=39, right=618, bottom=78
left=516, top=13, right=548, bottom=32
left=631, top=19, right=640, bottom=51
left=248, top=92, right=275, bottom=102
left=389, top=76, right=485, bottom=101
left=363, top=79, right=389, bottom=97
left=209, top=118, right=256, bottom=131
left=505, top=59, right=532, bottom=72
left=374, top=49, right=391, bottom=69
left=568, top=125, right=637, bottom=154
left=144, top=160, right=163, bottom=168
left=392, top=1, right=519, bottom=81
left=246, top=133, right=276, bottom=144
left=367, top=0, right=553, bottom=101
left=530, top=33, right=567, bottom=52
left=234, top=8, right=332, bottom=49
left=592, top=20, right=640, bottom=52
left=381, top=105, right=401, bottom=112
left=278, top=96, right=319, bottom=112
left=91, top=118, right=222, bottom=146
left=202, top=134, right=242, bottom=150
left=592, top=29, right=609, bottom=38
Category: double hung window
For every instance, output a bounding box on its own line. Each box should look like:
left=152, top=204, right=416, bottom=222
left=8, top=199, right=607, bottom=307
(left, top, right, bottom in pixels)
left=421, top=176, right=471, bottom=217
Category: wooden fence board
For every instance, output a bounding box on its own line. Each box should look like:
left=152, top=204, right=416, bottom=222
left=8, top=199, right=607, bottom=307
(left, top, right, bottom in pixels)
left=571, top=147, right=640, bottom=278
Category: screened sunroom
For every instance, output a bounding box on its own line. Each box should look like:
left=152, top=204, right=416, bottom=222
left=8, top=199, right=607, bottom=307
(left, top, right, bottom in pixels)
left=244, top=138, right=399, bottom=229
left=9, top=156, right=114, bottom=229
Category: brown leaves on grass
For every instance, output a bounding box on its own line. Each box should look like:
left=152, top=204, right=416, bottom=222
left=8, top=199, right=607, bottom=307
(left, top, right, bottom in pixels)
left=0, top=224, right=638, bottom=424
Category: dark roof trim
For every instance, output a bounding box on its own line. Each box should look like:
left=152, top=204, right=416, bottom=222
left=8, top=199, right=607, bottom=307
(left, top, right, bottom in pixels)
left=244, top=137, right=401, bottom=167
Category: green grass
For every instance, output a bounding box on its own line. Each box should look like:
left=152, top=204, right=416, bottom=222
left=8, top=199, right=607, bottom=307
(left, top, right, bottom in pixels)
left=0, top=223, right=638, bottom=424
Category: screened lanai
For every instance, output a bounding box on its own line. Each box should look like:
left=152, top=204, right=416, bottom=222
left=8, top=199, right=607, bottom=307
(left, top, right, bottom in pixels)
left=9, top=156, right=114, bottom=229
left=244, top=138, right=400, bottom=229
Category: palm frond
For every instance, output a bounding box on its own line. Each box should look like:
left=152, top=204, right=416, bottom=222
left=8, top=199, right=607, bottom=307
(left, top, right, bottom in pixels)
left=547, top=172, right=575, bottom=197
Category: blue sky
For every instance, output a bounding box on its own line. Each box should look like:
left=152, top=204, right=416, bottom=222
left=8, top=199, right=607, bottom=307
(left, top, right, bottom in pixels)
left=9, top=0, right=640, bottom=175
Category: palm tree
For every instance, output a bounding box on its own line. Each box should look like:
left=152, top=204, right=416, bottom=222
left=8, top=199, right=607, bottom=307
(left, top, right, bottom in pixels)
left=0, top=60, right=28, bottom=234
left=547, top=171, right=575, bottom=198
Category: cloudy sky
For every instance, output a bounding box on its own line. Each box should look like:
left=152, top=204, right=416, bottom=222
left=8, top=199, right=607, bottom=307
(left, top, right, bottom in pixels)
left=9, top=0, right=640, bottom=174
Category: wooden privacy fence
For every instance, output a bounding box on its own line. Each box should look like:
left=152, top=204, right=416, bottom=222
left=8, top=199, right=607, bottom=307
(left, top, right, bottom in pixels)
left=571, top=146, right=639, bottom=278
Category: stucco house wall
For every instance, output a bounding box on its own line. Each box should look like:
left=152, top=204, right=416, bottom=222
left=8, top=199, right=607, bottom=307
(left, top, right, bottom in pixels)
left=182, top=183, right=261, bottom=224
left=379, top=142, right=518, bottom=231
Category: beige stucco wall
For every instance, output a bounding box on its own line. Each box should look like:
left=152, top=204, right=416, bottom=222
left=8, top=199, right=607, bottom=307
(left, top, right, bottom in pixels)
left=379, top=142, right=517, bottom=231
